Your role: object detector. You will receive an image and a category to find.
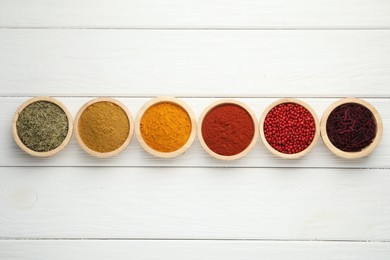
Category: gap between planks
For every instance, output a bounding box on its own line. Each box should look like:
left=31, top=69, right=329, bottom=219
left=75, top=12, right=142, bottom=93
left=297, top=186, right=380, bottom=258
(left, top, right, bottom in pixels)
left=1, top=96, right=390, bottom=99
left=0, top=166, right=389, bottom=170
left=1, top=27, right=390, bottom=31
left=1, top=238, right=389, bottom=243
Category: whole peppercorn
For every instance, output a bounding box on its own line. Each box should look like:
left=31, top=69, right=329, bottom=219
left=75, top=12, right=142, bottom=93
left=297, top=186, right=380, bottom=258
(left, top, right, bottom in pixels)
left=264, top=103, right=316, bottom=154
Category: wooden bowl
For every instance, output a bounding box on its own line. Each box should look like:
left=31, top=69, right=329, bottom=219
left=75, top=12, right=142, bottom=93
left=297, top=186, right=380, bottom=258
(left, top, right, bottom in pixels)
left=320, top=97, right=383, bottom=159
left=198, top=99, right=259, bottom=160
left=135, top=96, right=197, bottom=158
left=259, top=98, right=320, bottom=159
left=12, top=96, right=73, bottom=157
left=74, top=98, right=134, bottom=158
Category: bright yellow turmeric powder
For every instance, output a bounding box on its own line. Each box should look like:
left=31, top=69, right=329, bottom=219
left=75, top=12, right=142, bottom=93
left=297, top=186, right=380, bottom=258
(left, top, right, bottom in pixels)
left=140, top=102, right=191, bottom=152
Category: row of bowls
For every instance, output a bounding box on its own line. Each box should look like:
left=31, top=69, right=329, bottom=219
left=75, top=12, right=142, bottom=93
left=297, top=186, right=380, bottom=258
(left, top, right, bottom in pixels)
left=12, top=96, right=383, bottom=160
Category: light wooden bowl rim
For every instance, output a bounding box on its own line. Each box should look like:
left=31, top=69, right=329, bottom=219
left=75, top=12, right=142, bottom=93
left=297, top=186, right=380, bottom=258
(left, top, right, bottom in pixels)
left=259, top=98, right=320, bottom=159
left=12, top=96, right=74, bottom=157
left=197, top=99, right=259, bottom=161
left=320, top=97, right=383, bottom=159
left=74, top=97, right=134, bottom=158
left=135, top=96, right=197, bottom=158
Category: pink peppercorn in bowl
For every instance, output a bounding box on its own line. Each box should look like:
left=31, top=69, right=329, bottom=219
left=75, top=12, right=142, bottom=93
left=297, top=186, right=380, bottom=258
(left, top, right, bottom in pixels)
left=320, top=98, right=383, bottom=159
left=259, top=98, right=320, bottom=159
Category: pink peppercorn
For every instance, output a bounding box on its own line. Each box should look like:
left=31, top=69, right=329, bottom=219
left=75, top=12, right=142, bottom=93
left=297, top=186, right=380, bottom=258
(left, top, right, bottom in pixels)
left=264, top=103, right=316, bottom=154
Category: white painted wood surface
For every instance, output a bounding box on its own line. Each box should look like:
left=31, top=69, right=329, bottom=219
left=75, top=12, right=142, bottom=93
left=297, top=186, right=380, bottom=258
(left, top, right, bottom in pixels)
left=0, top=0, right=390, bottom=28
left=1, top=241, right=390, bottom=260
left=1, top=167, right=390, bottom=240
left=1, top=0, right=390, bottom=258
left=0, top=30, right=389, bottom=97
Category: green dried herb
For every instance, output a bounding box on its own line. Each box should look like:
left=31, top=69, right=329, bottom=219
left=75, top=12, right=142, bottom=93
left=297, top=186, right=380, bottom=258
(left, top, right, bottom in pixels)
left=16, top=101, right=69, bottom=152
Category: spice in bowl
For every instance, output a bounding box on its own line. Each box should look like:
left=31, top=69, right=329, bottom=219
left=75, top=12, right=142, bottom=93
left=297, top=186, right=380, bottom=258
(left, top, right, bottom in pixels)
left=198, top=99, right=258, bottom=160
left=12, top=96, right=73, bottom=157
left=75, top=98, right=134, bottom=158
left=260, top=98, right=319, bottom=159
left=321, top=98, right=382, bottom=159
left=136, top=97, right=196, bottom=158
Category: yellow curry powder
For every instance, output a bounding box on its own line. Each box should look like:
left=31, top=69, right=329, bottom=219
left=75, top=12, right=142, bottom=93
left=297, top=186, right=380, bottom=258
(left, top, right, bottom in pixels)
left=140, top=102, right=191, bottom=152
left=78, top=101, right=130, bottom=153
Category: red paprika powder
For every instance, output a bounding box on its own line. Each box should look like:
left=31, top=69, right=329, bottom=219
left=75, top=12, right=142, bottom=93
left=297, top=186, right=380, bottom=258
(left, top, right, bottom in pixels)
left=264, top=103, right=315, bottom=154
left=201, top=104, right=255, bottom=156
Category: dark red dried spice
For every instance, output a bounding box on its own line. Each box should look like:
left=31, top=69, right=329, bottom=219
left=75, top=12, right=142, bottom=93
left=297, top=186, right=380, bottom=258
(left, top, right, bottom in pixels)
left=201, top=104, right=254, bottom=156
left=264, top=103, right=316, bottom=154
left=326, top=103, right=376, bottom=152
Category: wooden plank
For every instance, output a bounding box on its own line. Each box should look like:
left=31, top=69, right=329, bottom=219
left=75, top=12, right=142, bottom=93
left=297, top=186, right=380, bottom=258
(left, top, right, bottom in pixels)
left=1, top=97, right=388, bottom=168
left=0, top=0, right=390, bottom=28
left=1, top=240, right=390, bottom=260
left=0, top=167, right=389, bottom=240
left=0, top=30, right=390, bottom=97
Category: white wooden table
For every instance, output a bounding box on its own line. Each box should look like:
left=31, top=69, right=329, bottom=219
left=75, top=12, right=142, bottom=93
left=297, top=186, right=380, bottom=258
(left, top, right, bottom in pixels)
left=0, top=1, right=390, bottom=259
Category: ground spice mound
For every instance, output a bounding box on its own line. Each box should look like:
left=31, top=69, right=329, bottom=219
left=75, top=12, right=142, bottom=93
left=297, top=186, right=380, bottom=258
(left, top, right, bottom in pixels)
left=140, top=102, right=191, bottom=153
left=78, top=101, right=130, bottom=153
left=264, top=103, right=315, bottom=154
left=201, top=104, right=254, bottom=156
left=16, top=101, right=69, bottom=152
left=326, top=103, right=376, bottom=152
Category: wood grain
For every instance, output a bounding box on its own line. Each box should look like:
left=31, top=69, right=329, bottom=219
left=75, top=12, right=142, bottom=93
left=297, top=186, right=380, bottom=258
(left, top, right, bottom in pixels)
left=1, top=97, right=388, bottom=168
left=1, top=240, right=390, bottom=260
left=1, top=1, right=390, bottom=256
left=0, top=167, right=389, bottom=240
left=0, top=30, right=390, bottom=97
left=0, top=0, right=390, bottom=28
